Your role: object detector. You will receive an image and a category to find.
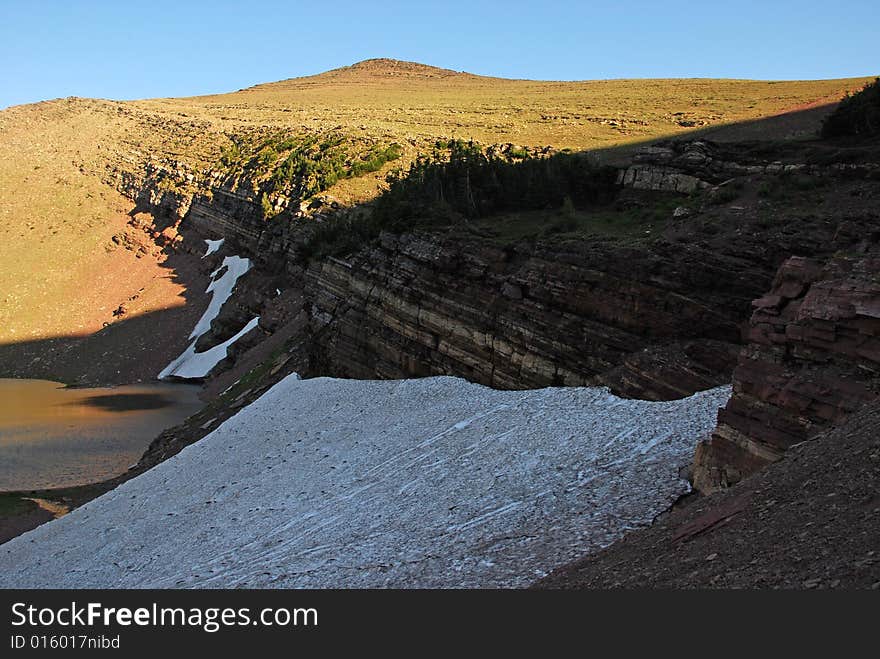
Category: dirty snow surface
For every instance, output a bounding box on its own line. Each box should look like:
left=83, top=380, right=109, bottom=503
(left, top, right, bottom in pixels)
left=158, top=255, right=255, bottom=380
left=0, top=376, right=730, bottom=589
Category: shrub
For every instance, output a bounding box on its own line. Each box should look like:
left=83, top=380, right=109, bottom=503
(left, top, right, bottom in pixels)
left=821, top=78, right=880, bottom=138
left=374, top=139, right=618, bottom=221
left=707, top=186, right=739, bottom=205
left=218, top=130, right=407, bottom=203
left=260, top=193, right=274, bottom=219
left=543, top=216, right=579, bottom=235
left=268, top=137, right=349, bottom=198
left=299, top=213, right=386, bottom=260
left=347, top=143, right=403, bottom=177
left=219, top=140, right=242, bottom=167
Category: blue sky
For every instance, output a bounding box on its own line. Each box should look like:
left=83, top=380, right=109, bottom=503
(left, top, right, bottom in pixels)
left=1, top=0, right=877, bottom=109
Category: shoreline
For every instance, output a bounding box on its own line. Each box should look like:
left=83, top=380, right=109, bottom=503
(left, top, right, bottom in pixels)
left=0, top=377, right=206, bottom=505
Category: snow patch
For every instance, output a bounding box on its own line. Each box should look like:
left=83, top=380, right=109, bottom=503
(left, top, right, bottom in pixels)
left=0, top=376, right=731, bottom=588
left=159, top=317, right=260, bottom=380
left=190, top=256, right=251, bottom=340
left=158, top=255, right=254, bottom=380
left=202, top=239, right=224, bottom=258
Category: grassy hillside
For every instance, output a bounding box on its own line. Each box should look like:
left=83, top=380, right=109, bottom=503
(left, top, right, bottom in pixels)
left=0, top=101, right=193, bottom=346
left=143, top=59, right=872, bottom=150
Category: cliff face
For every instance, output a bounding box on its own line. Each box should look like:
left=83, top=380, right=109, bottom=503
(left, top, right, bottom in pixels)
left=99, top=138, right=880, bottom=413
left=10, top=125, right=877, bottom=514
left=694, top=247, right=880, bottom=492
left=107, top=156, right=314, bottom=276
left=303, top=232, right=749, bottom=396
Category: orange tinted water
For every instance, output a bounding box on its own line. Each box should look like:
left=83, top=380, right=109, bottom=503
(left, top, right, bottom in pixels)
left=0, top=379, right=202, bottom=491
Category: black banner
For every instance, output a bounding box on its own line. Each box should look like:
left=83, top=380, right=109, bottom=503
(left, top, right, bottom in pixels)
left=1, top=589, right=877, bottom=651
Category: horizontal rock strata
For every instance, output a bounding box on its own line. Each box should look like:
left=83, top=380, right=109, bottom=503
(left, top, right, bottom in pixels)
left=694, top=248, right=880, bottom=492
left=303, top=232, right=748, bottom=393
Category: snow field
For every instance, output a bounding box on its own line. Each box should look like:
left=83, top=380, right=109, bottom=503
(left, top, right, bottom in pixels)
left=0, top=375, right=730, bottom=588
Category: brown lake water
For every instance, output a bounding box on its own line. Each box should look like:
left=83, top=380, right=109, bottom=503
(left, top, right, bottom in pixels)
left=0, top=379, right=203, bottom=491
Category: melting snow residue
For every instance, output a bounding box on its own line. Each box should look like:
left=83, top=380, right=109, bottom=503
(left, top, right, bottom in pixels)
left=202, top=238, right=224, bottom=258
left=158, top=317, right=260, bottom=380
left=158, top=255, right=257, bottom=379
left=0, top=376, right=731, bottom=588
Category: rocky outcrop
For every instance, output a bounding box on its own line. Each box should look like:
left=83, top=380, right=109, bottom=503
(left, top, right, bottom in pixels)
left=106, top=158, right=196, bottom=223
left=105, top=153, right=326, bottom=277
left=617, top=140, right=880, bottom=193
left=617, top=165, right=710, bottom=194
left=693, top=247, right=880, bottom=492
left=303, top=232, right=752, bottom=395
left=595, top=340, right=739, bottom=401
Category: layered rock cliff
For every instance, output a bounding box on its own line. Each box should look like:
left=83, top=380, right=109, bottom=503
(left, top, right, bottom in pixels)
left=302, top=231, right=749, bottom=396
left=617, top=139, right=880, bottom=193
left=694, top=246, right=880, bottom=492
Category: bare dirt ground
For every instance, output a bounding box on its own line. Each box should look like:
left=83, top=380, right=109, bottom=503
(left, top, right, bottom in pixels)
left=0, top=497, right=52, bottom=545
left=0, top=245, right=210, bottom=386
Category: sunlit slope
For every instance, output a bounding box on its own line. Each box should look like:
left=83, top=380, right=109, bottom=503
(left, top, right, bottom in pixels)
left=134, top=59, right=875, bottom=150
left=0, top=101, right=198, bottom=346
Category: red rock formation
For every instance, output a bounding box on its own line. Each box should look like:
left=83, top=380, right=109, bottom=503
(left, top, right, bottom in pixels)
left=693, top=248, right=880, bottom=492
